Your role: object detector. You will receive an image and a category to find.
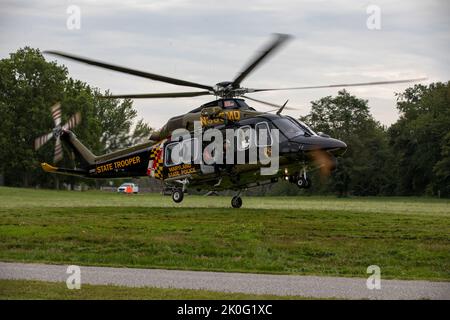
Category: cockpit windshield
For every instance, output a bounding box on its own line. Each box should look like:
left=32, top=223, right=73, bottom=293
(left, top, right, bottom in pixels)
left=272, top=118, right=305, bottom=139
left=289, top=117, right=317, bottom=136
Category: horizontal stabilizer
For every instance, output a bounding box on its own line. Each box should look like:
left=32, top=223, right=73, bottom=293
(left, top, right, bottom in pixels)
left=41, top=163, right=88, bottom=177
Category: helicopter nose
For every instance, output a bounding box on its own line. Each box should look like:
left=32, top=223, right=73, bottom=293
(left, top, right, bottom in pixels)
left=290, top=135, right=347, bottom=156
left=327, top=138, right=347, bottom=156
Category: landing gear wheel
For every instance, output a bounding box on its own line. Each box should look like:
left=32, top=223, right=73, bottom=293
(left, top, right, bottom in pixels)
left=297, top=177, right=306, bottom=188
left=172, top=189, right=184, bottom=203
left=231, top=196, right=242, bottom=208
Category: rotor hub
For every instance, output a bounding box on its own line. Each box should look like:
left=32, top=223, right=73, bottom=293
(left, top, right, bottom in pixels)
left=52, top=126, right=62, bottom=139
left=213, top=81, right=233, bottom=97
left=213, top=81, right=250, bottom=98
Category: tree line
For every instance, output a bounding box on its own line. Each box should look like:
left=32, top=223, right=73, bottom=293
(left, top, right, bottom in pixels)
left=271, top=83, right=449, bottom=197
left=0, top=47, right=449, bottom=197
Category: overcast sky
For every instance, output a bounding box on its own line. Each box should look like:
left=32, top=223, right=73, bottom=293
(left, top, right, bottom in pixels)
left=1, top=0, right=449, bottom=129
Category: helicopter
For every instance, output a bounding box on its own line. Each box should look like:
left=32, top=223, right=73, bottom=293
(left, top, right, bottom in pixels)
left=37, top=34, right=425, bottom=208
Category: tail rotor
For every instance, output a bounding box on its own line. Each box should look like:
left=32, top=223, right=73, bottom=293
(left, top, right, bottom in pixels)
left=34, top=102, right=81, bottom=163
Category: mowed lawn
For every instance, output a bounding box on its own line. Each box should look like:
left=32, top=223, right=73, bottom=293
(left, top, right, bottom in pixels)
left=0, top=279, right=309, bottom=300
left=0, top=187, right=449, bottom=280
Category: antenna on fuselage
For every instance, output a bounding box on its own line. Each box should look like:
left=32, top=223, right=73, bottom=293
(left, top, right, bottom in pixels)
left=276, top=100, right=289, bottom=115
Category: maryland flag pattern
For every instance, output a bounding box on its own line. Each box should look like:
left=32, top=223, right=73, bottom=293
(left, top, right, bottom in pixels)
left=147, top=140, right=166, bottom=180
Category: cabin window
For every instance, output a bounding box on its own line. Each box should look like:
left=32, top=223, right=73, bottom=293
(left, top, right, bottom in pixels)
left=236, top=126, right=253, bottom=151
left=164, top=142, right=180, bottom=166
left=164, top=138, right=199, bottom=166
left=255, top=122, right=272, bottom=146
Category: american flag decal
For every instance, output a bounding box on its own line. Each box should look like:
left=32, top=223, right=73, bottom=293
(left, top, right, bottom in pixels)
left=224, top=100, right=235, bottom=108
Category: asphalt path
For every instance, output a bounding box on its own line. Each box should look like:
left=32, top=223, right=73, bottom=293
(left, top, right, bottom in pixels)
left=1, top=262, right=449, bottom=299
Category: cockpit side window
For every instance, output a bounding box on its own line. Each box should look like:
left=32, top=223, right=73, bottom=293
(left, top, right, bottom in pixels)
left=273, top=118, right=305, bottom=139
left=288, top=117, right=317, bottom=136
left=164, top=138, right=199, bottom=166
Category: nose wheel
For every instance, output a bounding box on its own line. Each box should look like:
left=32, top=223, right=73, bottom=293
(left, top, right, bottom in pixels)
left=231, top=196, right=242, bottom=208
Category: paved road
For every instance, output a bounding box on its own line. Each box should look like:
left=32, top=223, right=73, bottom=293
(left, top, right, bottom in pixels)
left=1, top=262, right=449, bottom=299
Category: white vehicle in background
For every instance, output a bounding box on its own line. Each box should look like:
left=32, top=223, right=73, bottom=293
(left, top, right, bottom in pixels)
left=117, top=183, right=139, bottom=194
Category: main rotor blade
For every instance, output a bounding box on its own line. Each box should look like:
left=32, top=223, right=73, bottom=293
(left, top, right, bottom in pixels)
left=242, top=95, right=299, bottom=111
left=105, top=91, right=212, bottom=99
left=44, top=51, right=214, bottom=91
left=51, top=102, right=61, bottom=127
left=249, top=77, right=428, bottom=93
left=34, top=132, right=53, bottom=151
left=232, top=33, right=292, bottom=88
left=62, top=112, right=81, bottom=130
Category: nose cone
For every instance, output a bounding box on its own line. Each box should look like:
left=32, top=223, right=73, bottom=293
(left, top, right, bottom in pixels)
left=292, top=136, right=347, bottom=155
left=328, top=139, right=347, bottom=156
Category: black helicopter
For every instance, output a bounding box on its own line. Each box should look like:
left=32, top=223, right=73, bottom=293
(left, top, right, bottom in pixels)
left=37, top=34, right=424, bottom=207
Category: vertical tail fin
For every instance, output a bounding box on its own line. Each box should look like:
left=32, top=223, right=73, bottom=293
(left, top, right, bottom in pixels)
left=60, top=130, right=97, bottom=165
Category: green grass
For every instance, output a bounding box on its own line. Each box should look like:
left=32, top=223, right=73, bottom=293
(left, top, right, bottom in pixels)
left=0, top=187, right=449, bottom=281
left=0, top=279, right=309, bottom=300
left=1, top=186, right=448, bottom=215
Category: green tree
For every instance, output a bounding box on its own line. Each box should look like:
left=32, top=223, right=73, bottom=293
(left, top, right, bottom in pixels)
left=0, top=47, right=152, bottom=188
left=0, top=47, right=67, bottom=186
left=388, top=82, right=450, bottom=196
left=433, top=132, right=450, bottom=197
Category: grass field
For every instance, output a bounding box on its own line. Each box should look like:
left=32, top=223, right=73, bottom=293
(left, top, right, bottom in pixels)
left=0, top=187, right=449, bottom=282
left=0, top=279, right=309, bottom=300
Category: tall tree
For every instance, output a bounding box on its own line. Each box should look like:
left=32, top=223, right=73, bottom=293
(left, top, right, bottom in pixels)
left=0, top=47, right=67, bottom=186
left=433, top=131, right=450, bottom=197
left=388, top=82, right=450, bottom=196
